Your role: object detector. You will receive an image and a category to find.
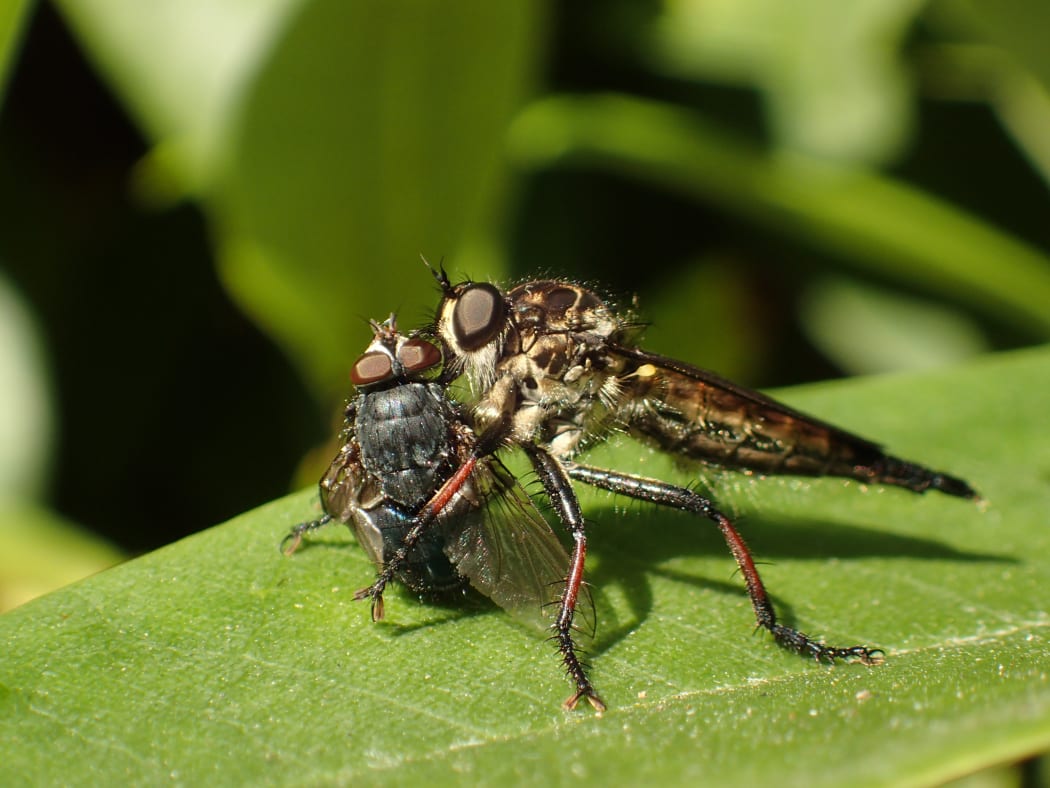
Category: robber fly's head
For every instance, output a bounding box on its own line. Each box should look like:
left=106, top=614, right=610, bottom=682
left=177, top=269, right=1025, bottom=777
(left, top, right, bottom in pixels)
left=433, top=279, right=513, bottom=390
left=350, top=315, right=443, bottom=391
left=434, top=277, right=629, bottom=389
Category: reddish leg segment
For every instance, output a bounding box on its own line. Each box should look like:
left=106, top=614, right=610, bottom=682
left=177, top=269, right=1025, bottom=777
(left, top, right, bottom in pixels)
left=565, top=462, right=883, bottom=665
left=352, top=455, right=481, bottom=620
left=524, top=445, right=606, bottom=712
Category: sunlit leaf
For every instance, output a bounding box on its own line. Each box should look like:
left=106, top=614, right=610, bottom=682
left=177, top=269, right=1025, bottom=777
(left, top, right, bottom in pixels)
left=650, top=0, right=925, bottom=163
left=0, top=271, right=51, bottom=500
left=55, top=0, right=305, bottom=192
left=799, top=276, right=989, bottom=375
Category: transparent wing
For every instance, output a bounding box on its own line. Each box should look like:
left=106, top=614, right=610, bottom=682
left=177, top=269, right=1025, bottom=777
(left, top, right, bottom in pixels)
left=443, top=458, right=595, bottom=635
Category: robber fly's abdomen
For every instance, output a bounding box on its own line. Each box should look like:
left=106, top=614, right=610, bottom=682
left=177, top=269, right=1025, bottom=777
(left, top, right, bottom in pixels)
left=622, top=365, right=976, bottom=499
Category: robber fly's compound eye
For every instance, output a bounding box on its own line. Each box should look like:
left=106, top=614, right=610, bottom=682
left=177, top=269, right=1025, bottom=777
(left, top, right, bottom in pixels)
left=452, top=283, right=506, bottom=351
left=397, top=339, right=442, bottom=374
left=350, top=351, right=393, bottom=386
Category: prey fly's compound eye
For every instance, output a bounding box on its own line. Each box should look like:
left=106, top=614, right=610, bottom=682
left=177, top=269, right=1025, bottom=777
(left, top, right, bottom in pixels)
left=452, top=283, right=505, bottom=351
left=350, top=351, right=393, bottom=386
left=397, top=339, right=442, bottom=374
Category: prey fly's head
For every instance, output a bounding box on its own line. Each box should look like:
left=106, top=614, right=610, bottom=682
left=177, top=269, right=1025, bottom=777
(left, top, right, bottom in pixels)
left=351, top=315, right=443, bottom=391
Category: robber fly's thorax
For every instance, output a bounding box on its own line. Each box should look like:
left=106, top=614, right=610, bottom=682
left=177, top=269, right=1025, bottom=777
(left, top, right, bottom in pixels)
left=437, top=278, right=638, bottom=456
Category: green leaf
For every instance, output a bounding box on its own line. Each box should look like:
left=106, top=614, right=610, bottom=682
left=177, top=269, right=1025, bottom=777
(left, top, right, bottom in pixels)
left=798, top=275, right=989, bottom=375
left=212, top=0, right=547, bottom=395
left=0, top=271, right=51, bottom=500
left=961, top=0, right=1050, bottom=94
left=3, top=345, right=1047, bottom=784
left=54, top=0, right=306, bottom=192
left=649, top=0, right=924, bottom=164
left=0, top=503, right=123, bottom=612
left=0, top=0, right=31, bottom=105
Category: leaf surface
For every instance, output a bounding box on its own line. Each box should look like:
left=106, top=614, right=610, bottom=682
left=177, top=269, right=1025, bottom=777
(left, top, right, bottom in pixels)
left=2, top=347, right=1048, bottom=786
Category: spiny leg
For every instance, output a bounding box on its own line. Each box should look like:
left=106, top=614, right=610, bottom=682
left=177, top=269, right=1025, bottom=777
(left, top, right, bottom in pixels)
left=565, top=462, right=883, bottom=665
left=353, top=455, right=481, bottom=620
left=524, top=445, right=606, bottom=712
left=281, top=514, right=335, bottom=555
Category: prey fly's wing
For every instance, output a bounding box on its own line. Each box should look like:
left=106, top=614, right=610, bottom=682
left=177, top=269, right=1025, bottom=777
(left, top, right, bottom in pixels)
left=443, top=457, right=595, bottom=634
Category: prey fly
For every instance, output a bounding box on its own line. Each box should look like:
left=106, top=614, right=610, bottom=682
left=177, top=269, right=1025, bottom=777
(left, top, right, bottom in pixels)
left=284, top=317, right=575, bottom=642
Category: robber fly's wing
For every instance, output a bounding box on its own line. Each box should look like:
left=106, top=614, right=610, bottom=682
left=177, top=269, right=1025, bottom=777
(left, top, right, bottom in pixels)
left=443, top=458, right=594, bottom=634
left=614, top=344, right=881, bottom=447
left=609, top=343, right=926, bottom=481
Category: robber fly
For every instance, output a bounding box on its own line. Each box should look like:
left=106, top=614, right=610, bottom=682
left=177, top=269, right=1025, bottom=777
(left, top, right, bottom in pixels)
left=283, top=317, right=574, bottom=642
left=430, top=270, right=978, bottom=711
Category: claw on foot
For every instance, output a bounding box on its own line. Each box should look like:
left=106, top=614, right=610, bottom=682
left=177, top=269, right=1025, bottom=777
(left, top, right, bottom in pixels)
left=353, top=586, right=385, bottom=621
left=812, top=644, right=885, bottom=665
left=771, top=624, right=885, bottom=666
left=563, top=688, right=607, bottom=713
left=855, top=647, right=885, bottom=666
left=280, top=532, right=303, bottom=556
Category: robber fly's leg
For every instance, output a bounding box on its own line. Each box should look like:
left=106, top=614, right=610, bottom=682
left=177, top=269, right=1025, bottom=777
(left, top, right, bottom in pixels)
left=565, top=462, right=884, bottom=666
left=523, top=444, right=607, bottom=713
left=281, top=514, right=335, bottom=556
left=354, top=454, right=482, bottom=621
